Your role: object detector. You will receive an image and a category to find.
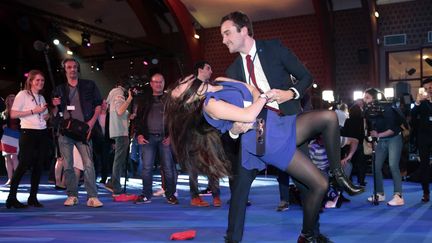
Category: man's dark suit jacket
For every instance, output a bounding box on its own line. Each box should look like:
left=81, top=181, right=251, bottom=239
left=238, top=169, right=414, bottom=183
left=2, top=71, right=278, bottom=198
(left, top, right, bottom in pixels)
left=226, top=39, right=313, bottom=115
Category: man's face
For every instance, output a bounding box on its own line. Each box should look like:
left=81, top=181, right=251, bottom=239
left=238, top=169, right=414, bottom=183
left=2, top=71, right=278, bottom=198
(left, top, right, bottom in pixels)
left=64, top=60, right=78, bottom=80
left=221, top=20, right=246, bottom=54
left=150, top=74, right=165, bottom=94
left=424, top=82, right=432, bottom=97
left=199, top=64, right=213, bottom=81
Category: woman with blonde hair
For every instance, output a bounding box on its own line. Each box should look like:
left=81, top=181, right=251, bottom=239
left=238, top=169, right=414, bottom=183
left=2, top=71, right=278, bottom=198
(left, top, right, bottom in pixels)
left=6, top=70, right=49, bottom=209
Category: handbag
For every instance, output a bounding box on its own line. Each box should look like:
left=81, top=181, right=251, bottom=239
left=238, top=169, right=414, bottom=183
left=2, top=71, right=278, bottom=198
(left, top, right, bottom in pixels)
left=61, top=117, right=91, bottom=143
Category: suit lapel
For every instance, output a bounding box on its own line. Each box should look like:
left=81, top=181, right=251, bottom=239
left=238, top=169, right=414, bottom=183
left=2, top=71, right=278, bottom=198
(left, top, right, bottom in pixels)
left=255, top=41, right=272, bottom=86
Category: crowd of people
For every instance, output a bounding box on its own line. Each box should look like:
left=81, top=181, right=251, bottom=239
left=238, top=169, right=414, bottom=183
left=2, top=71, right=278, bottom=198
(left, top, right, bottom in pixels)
left=0, top=10, right=431, bottom=243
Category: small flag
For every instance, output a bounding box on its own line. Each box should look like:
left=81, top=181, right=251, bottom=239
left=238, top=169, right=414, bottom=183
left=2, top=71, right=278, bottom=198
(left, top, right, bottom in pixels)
left=1, top=127, right=20, bottom=154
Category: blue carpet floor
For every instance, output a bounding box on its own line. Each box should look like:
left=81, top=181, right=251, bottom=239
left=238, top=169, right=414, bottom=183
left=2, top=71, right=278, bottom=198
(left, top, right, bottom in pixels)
left=0, top=173, right=431, bottom=243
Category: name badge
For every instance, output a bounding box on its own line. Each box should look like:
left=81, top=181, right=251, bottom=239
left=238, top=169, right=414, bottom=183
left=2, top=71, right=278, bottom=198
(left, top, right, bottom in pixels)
left=67, top=105, right=75, bottom=111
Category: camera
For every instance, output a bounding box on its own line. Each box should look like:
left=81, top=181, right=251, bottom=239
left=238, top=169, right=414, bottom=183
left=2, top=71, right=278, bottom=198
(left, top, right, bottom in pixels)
left=363, top=100, right=391, bottom=119
left=120, top=75, right=148, bottom=97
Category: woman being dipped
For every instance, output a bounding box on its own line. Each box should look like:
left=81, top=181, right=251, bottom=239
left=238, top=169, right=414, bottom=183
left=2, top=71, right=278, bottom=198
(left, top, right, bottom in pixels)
left=6, top=70, right=49, bottom=209
left=167, top=75, right=363, bottom=242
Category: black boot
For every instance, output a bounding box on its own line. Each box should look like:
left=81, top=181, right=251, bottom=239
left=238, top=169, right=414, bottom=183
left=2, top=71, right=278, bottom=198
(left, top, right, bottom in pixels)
left=6, top=198, right=27, bottom=209
left=332, top=168, right=364, bottom=196
left=27, top=197, right=44, bottom=208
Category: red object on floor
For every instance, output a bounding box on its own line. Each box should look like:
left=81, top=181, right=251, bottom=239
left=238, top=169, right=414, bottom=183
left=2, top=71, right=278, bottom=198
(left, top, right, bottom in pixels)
left=170, top=230, right=196, bottom=240
left=113, top=194, right=138, bottom=202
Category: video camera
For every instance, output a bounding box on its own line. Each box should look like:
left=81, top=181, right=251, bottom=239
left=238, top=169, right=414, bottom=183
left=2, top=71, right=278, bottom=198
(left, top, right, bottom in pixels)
left=121, top=75, right=148, bottom=97
left=363, top=100, right=392, bottom=119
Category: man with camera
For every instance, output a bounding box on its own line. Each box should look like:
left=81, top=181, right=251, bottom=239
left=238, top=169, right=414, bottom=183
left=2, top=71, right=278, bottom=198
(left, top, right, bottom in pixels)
left=104, top=81, right=133, bottom=196
left=52, top=58, right=103, bottom=208
left=134, top=73, right=178, bottom=205
left=363, top=88, right=404, bottom=206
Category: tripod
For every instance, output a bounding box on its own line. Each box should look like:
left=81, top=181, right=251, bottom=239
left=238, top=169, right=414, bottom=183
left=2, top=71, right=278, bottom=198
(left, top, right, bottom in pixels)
left=369, top=137, right=380, bottom=205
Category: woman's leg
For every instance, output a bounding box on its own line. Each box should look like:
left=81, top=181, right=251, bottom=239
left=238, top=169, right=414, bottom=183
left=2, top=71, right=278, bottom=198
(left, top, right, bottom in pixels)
left=295, top=110, right=364, bottom=195
left=5, top=154, right=13, bottom=184
left=55, top=158, right=64, bottom=187
left=286, top=150, right=328, bottom=238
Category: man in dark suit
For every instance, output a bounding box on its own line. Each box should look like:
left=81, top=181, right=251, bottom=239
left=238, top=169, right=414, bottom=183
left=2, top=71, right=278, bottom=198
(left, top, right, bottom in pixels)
left=220, top=11, right=362, bottom=243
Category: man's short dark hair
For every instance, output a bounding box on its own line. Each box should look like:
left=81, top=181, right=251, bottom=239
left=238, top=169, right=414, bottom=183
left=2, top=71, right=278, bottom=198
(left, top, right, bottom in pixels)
left=220, top=11, right=253, bottom=37
left=421, top=77, right=432, bottom=86
left=193, top=60, right=210, bottom=76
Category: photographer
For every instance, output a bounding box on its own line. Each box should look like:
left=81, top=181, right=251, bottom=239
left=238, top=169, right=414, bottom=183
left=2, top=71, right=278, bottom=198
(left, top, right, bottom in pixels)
left=363, top=88, right=404, bottom=206
left=411, top=77, right=432, bottom=203
left=104, top=80, right=133, bottom=196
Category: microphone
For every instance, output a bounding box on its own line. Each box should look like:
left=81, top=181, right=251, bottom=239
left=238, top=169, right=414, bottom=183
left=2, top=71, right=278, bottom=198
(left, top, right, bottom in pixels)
left=33, top=40, right=48, bottom=52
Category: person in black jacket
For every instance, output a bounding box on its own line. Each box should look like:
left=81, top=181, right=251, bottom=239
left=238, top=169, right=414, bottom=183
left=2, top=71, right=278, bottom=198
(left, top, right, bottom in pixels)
left=133, top=73, right=178, bottom=205
left=411, top=77, right=432, bottom=202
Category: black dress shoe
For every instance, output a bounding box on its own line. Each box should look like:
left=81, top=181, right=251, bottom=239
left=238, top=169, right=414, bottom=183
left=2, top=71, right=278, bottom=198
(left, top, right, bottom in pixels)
left=6, top=198, right=27, bottom=209
left=332, top=168, right=365, bottom=196
left=27, top=198, right=44, bottom=208
left=55, top=185, right=66, bottom=190
left=224, top=236, right=239, bottom=243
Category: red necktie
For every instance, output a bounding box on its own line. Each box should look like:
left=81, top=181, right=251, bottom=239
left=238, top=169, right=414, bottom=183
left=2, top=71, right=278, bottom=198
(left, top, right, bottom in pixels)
left=246, top=54, right=262, bottom=92
left=246, top=54, right=281, bottom=115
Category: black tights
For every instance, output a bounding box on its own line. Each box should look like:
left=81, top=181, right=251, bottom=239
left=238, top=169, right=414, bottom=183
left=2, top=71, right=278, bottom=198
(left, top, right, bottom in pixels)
left=285, top=110, right=341, bottom=234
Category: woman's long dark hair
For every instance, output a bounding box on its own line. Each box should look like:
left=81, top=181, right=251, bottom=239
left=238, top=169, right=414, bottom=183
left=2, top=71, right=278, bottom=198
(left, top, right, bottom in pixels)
left=165, top=78, right=231, bottom=182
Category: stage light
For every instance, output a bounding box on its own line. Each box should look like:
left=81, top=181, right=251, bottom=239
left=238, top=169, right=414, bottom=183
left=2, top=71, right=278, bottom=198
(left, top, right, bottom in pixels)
left=312, top=83, right=318, bottom=89
left=322, top=90, right=334, bottom=102
left=384, top=88, right=394, bottom=99
left=374, top=11, right=379, bottom=18
left=425, top=58, right=432, bottom=67
left=81, top=32, right=91, bottom=47
left=96, top=60, right=104, bottom=71
left=66, top=50, right=73, bottom=55
left=353, top=91, right=363, bottom=101
left=406, top=68, right=416, bottom=76
left=143, top=60, right=148, bottom=66
left=151, top=58, right=159, bottom=65
left=53, top=39, right=60, bottom=45
left=194, top=33, right=200, bottom=39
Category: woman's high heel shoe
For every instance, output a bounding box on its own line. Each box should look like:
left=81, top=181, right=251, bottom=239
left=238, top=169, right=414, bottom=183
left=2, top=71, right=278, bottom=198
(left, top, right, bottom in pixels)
left=27, top=198, right=44, bottom=208
left=332, top=168, right=365, bottom=196
left=6, top=198, right=27, bottom=209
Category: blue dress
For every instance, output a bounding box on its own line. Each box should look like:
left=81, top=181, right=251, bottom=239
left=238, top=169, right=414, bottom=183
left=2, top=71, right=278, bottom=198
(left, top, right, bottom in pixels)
left=203, top=82, right=297, bottom=172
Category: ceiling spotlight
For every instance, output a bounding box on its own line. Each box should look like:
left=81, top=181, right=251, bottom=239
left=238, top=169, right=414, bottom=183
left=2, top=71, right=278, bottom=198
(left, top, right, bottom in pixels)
left=53, top=39, right=60, bottom=45
left=151, top=58, right=159, bottom=65
left=66, top=50, right=73, bottom=55
left=194, top=33, right=200, bottom=39
left=81, top=32, right=91, bottom=47
left=374, top=11, right=379, bottom=18
left=406, top=68, right=416, bottom=76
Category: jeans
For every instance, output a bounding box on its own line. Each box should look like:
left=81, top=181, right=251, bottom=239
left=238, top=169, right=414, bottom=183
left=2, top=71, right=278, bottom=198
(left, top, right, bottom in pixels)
left=141, top=134, right=177, bottom=198
left=374, top=134, right=403, bottom=195
left=112, top=136, right=129, bottom=194
left=59, top=135, right=98, bottom=198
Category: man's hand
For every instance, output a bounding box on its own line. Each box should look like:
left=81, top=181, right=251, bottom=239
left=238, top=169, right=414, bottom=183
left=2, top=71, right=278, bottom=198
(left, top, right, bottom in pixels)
left=230, top=122, right=254, bottom=135
left=270, top=89, right=295, bottom=104
left=137, top=134, right=149, bottom=145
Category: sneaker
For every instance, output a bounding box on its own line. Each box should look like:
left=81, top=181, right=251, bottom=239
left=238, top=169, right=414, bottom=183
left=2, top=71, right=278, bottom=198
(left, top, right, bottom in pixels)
left=64, top=196, right=78, bottom=206
left=87, top=197, right=103, bottom=208
left=276, top=200, right=290, bottom=211
left=190, top=197, right=209, bottom=207
left=153, top=188, right=165, bottom=197
left=367, top=193, right=385, bottom=202
left=135, top=195, right=151, bottom=204
left=199, top=187, right=212, bottom=196
left=387, top=194, right=404, bottom=206
left=167, top=195, right=179, bottom=205
left=104, top=182, right=114, bottom=193
left=213, top=196, right=222, bottom=207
